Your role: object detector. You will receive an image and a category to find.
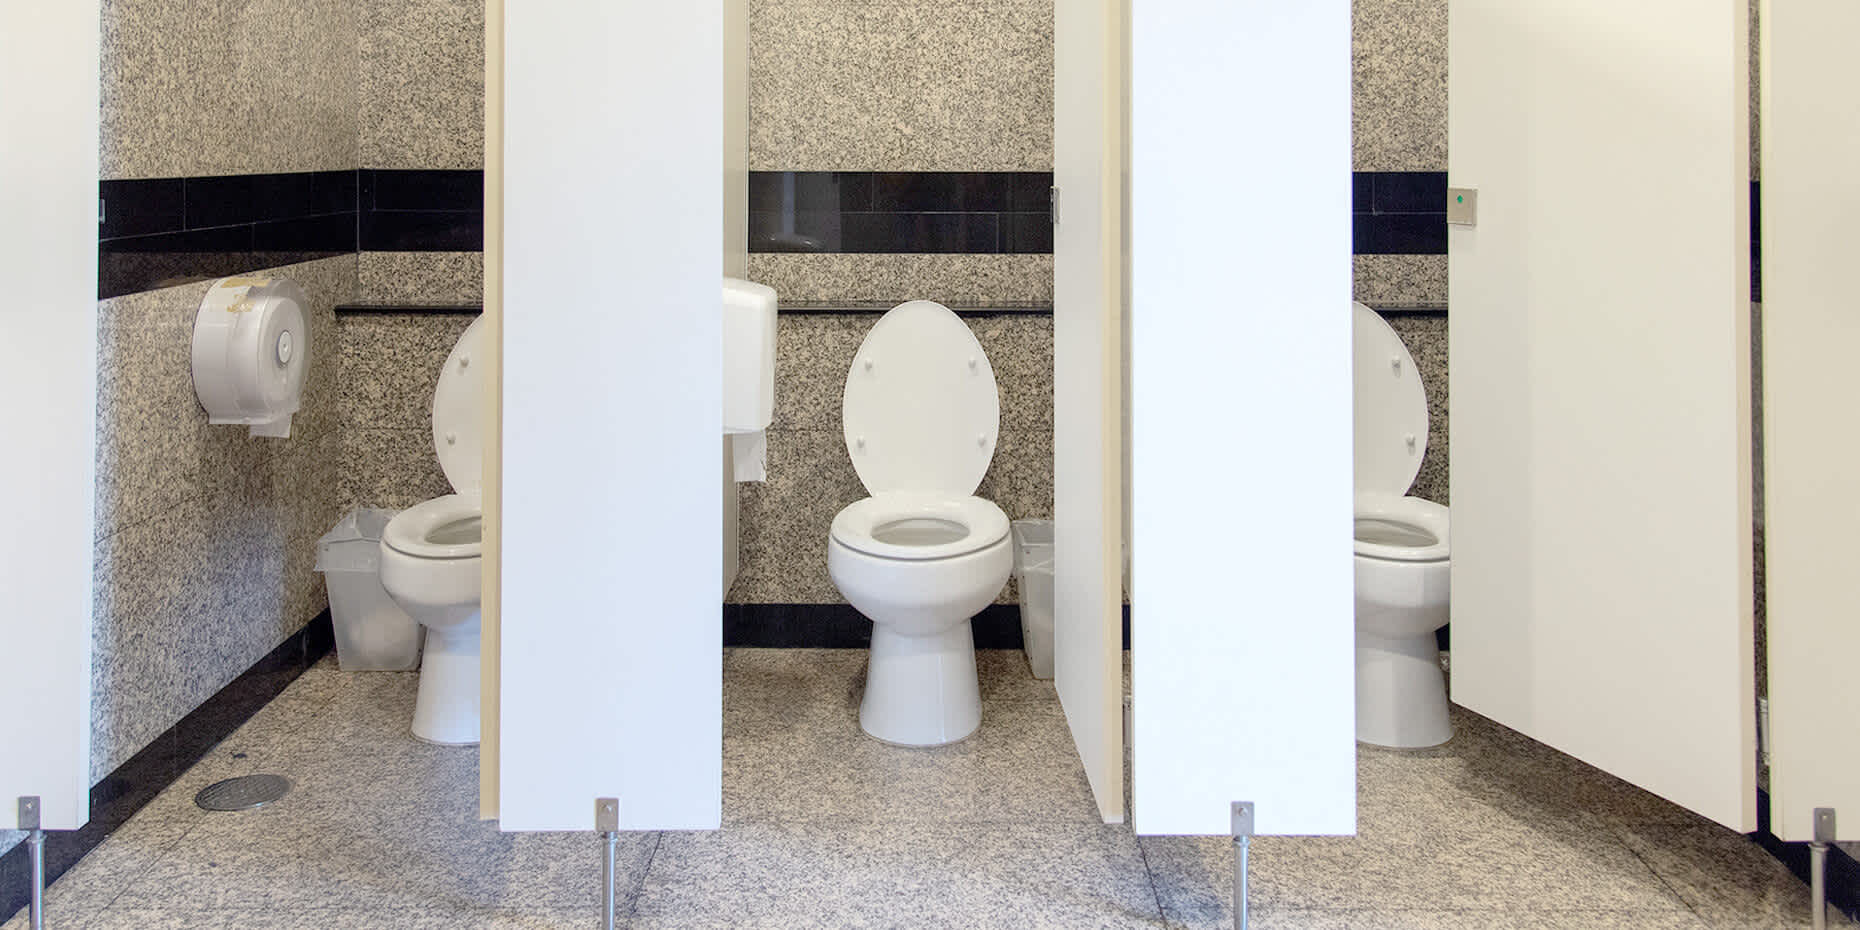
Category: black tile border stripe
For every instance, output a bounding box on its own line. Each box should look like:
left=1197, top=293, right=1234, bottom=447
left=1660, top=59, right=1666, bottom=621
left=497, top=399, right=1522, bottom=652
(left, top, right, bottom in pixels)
left=102, top=168, right=1467, bottom=297
left=98, top=169, right=486, bottom=299
left=0, top=611, right=333, bottom=923
left=722, top=603, right=1132, bottom=650
left=100, top=170, right=358, bottom=300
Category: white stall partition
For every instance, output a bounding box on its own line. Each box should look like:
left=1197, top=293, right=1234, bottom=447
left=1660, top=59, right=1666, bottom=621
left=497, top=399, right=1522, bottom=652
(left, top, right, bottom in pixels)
left=0, top=1, right=100, bottom=835
left=1053, top=0, right=1130, bottom=825
left=1758, top=0, right=1860, bottom=844
left=1450, top=0, right=1756, bottom=829
left=1128, top=0, right=1357, bottom=836
left=497, top=0, right=723, bottom=831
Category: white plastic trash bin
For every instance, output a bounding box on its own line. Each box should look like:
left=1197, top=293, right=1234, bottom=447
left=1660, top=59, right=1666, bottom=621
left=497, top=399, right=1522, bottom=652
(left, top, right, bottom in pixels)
left=316, top=509, right=422, bottom=671
left=1012, top=519, right=1055, bottom=680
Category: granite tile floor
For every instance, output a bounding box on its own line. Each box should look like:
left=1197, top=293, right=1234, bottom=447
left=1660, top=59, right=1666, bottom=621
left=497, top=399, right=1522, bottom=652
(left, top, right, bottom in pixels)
left=5, top=648, right=1848, bottom=930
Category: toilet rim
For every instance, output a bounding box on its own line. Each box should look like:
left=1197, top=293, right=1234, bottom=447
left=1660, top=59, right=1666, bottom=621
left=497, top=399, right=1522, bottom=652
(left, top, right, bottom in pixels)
left=383, top=494, right=484, bottom=560
left=830, top=493, right=1010, bottom=561
left=1354, top=492, right=1450, bottom=563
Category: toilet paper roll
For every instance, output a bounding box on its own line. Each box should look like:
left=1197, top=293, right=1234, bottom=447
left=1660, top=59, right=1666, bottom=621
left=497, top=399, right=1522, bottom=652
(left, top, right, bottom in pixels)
left=729, top=430, right=768, bottom=482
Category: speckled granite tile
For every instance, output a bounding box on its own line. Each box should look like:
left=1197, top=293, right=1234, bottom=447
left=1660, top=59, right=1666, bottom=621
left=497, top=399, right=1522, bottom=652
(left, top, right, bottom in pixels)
left=976, top=425, right=1054, bottom=525
left=78, top=906, right=602, bottom=930
left=1354, top=705, right=1715, bottom=835
left=971, top=313, right=1054, bottom=433
left=747, top=253, right=1053, bottom=305
left=1749, top=0, right=1761, bottom=181
left=732, top=429, right=862, bottom=604
left=1141, top=818, right=1685, bottom=917
left=976, top=648, right=1058, bottom=703
left=724, top=696, right=987, bottom=825
left=770, top=315, right=866, bottom=430
left=336, top=312, right=475, bottom=429
left=1355, top=254, right=1448, bottom=309
left=748, top=0, right=1053, bottom=171
left=1613, top=822, right=1857, bottom=929
left=633, top=821, right=1159, bottom=929
left=1214, top=909, right=1711, bottom=930
left=1386, top=314, right=1449, bottom=504
left=101, top=0, right=359, bottom=179
left=724, top=648, right=869, bottom=733
left=359, top=0, right=485, bottom=170
left=0, top=806, right=199, bottom=927
left=340, top=427, right=451, bottom=510
left=1353, top=0, right=1448, bottom=171
left=90, top=493, right=215, bottom=779
left=357, top=252, right=485, bottom=304
left=111, top=802, right=655, bottom=912
left=971, top=701, right=1102, bottom=823
left=95, top=255, right=352, bottom=542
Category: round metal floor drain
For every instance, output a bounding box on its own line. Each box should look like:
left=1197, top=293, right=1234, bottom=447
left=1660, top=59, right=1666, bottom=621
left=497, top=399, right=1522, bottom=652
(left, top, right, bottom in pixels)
left=195, top=774, right=292, bottom=812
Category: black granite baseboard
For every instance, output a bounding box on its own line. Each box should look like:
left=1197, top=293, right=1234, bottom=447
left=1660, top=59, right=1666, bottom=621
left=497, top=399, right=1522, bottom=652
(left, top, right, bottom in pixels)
left=722, top=603, right=1132, bottom=650
left=0, top=612, right=334, bottom=922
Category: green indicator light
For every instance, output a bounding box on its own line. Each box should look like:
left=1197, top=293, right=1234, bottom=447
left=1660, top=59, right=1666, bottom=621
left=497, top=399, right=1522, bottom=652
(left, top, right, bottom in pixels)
left=1456, top=195, right=1464, bottom=204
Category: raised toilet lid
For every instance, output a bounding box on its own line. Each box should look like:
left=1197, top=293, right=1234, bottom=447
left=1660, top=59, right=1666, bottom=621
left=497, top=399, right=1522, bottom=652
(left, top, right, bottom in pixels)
left=1353, top=301, right=1429, bottom=496
left=842, top=300, right=1000, bottom=496
left=431, top=315, right=488, bottom=498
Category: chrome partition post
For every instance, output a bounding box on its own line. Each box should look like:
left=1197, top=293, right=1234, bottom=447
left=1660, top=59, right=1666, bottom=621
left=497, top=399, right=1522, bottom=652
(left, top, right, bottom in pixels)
left=1811, top=808, right=1836, bottom=930
left=597, top=798, right=620, bottom=930
left=1231, top=802, right=1254, bottom=930
left=19, top=797, right=44, bottom=930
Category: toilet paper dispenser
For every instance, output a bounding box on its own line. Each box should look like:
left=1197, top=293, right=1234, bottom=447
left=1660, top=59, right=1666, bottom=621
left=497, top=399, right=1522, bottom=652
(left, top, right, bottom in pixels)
left=191, top=275, right=311, bottom=438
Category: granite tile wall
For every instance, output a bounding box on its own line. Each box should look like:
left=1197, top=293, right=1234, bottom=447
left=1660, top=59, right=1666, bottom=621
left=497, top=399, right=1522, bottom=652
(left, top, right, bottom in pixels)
left=91, top=255, right=353, bottom=780
left=62, top=0, right=363, bottom=825
left=359, top=0, right=486, bottom=171
left=352, top=0, right=485, bottom=304
left=101, top=0, right=359, bottom=180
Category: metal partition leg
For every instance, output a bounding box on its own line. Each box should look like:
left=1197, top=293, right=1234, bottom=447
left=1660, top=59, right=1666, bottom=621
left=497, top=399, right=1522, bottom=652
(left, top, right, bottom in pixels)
left=1232, top=802, right=1254, bottom=930
left=597, top=798, right=620, bottom=930
left=18, top=798, right=43, bottom=930
left=1811, top=808, right=1837, bottom=930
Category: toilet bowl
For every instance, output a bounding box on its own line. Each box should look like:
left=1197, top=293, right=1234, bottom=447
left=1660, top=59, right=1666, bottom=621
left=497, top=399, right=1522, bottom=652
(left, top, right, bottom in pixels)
left=827, top=301, right=1013, bottom=747
left=1353, top=301, right=1452, bottom=749
left=378, top=316, right=487, bottom=746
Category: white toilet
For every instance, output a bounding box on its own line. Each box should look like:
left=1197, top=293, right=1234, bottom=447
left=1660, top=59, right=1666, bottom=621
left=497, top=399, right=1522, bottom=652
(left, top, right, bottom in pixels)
left=1353, top=301, right=1452, bottom=749
left=827, top=300, right=1014, bottom=747
left=379, top=315, right=487, bottom=746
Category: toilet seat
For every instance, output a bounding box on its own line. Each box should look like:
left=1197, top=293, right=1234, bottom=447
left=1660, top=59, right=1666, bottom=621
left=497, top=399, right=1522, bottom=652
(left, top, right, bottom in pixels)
left=383, top=494, right=483, bottom=560
left=1354, top=493, right=1448, bottom=563
left=842, top=300, right=1000, bottom=497
left=832, top=493, right=1010, bottom=561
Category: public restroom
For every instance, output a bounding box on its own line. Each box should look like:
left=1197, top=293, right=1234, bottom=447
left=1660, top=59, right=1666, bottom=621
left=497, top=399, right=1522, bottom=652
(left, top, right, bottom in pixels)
left=3, top=0, right=1858, bottom=928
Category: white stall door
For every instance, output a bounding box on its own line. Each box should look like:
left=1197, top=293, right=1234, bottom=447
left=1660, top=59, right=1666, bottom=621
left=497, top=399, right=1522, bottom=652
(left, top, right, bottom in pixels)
left=1128, top=0, right=1357, bottom=837
left=1450, top=0, right=1756, bottom=830
left=1758, top=0, right=1860, bottom=844
left=0, top=2, right=100, bottom=835
left=495, top=0, right=724, bottom=832
left=1053, top=0, right=1129, bottom=826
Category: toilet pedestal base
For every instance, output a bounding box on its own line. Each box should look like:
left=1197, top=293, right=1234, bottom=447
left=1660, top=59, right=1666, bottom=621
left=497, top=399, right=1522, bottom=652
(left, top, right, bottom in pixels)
left=413, top=618, right=481, bottom=746
left=861, top=621, right=981, bottom=747
left=1355, top=628, right=1451, bottom=748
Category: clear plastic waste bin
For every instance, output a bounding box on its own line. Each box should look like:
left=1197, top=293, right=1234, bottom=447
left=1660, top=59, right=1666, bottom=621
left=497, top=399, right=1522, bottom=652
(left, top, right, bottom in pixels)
left=316, top=509, right=422, bottom=671
left=1012, top=519, right=1055, bottom=680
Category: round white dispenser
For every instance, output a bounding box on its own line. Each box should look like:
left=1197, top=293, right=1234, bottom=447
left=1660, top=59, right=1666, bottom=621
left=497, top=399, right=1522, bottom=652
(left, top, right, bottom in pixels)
left=191, top=275, right=311, bottom=438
